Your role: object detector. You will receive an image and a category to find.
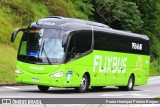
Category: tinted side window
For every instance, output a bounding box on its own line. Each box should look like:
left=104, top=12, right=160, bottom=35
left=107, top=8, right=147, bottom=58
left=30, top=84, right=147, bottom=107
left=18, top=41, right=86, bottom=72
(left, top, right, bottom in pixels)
left=94, top=31, right=149, bottom=55
left=108, top=33, right=149, bottom=55
left=131, top=37, right=149, bottom=55
left=67, top=30, right=92, bottom=60
left=107, top=33, right=131, bottom=53
left=75, top=31, right=92, bottom=53
left=94, top=31, right=107, bottom=50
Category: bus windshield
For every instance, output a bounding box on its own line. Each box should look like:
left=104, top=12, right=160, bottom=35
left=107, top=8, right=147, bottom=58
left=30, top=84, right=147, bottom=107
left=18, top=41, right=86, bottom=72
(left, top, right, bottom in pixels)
left=18, top=28, right=65, bottom=64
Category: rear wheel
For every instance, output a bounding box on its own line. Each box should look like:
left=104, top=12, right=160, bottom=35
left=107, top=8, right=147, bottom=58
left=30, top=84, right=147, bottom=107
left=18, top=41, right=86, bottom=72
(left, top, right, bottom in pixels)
left=127, top=75, right=134, bottom=91
left=119, top=75, right=134, bottom=91
left=37, top=85, right=49, bottom=92
left=75, top=74, right=89, bottom=93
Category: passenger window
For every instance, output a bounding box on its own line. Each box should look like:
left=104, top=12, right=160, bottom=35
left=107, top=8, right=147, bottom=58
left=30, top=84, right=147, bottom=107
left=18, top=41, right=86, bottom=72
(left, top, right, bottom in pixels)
left=94, top=31, right=107, bottom=50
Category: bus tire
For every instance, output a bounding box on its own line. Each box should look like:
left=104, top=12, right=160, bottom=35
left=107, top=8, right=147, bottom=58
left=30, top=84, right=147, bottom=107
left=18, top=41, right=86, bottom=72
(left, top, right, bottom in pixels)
left=75, top=74, right=89, bottom=93
left=119, top=75, right=134, bottom=91
left=92, top=86, right=103, bottom=90
left=37, top=85, right=49, bottom=92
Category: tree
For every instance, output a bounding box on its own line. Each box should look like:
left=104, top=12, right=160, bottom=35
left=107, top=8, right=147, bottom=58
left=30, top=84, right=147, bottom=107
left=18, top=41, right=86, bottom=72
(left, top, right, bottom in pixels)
left=126, top=0, right=160, bottom=35
left=92, top=0, right=143, bottom=32
left=126, top=0, right=160, bottom=57
left=68, top=0, right=94, bottom=17
left=44, top=0, right=89, bottom=19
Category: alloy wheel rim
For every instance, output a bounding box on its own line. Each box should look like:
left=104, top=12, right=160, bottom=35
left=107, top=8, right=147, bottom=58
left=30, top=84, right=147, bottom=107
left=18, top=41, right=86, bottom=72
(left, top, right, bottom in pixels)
left=81, top=78, right=87, bottom=89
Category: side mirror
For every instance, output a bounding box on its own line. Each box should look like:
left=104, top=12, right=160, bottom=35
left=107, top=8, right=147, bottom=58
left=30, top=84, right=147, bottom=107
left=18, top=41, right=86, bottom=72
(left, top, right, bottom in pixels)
left=11, top=28, right=26, bottom=42
left=150, top=55, right=155, bottom=62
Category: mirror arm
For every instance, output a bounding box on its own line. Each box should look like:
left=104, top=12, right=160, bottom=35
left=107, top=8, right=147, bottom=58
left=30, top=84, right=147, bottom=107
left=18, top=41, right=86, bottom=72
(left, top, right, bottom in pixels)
left=11, top=28, right=26, bottom=43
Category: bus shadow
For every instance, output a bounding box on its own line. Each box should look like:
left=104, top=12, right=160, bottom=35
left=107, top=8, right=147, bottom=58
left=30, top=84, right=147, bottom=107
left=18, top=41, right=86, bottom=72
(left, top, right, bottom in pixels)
left=20, top=87, right=141, bottom=94
left=90, top=88, right=140, bottom=93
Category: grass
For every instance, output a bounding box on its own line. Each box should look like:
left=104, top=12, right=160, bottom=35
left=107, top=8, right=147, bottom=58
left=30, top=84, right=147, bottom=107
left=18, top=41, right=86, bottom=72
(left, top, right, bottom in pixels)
left=150, top=59, right=160, bottom=76
left=155, top=97, right=160, bottom=100
left=0, top=43, right=17, bottom=83
left=0, top=0, right=50, bottom=84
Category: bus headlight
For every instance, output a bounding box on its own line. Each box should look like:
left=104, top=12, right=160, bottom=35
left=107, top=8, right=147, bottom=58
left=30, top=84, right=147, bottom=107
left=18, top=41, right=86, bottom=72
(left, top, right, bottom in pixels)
left=15, top=68, right=23, bottom=74
left=50, top=72, right=63, bottom=78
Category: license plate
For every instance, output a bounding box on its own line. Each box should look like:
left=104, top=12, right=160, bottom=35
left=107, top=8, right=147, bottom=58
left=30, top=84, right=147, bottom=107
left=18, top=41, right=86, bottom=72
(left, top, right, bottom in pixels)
left=32, top=78, right=39, bottom=82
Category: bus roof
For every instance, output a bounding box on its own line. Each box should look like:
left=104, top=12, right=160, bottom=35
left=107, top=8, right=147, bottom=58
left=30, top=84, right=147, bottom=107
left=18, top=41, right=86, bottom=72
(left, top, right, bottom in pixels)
left=30, top=16, right=149, bottom=40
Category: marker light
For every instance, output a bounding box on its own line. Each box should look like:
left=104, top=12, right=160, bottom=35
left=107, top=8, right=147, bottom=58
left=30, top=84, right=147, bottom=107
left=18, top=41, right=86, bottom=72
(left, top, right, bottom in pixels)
left=30, top=30, right=40, bottom=33
left=15, top=68, right=23, bottom=74
left=50, top=72, right=63, bottom=78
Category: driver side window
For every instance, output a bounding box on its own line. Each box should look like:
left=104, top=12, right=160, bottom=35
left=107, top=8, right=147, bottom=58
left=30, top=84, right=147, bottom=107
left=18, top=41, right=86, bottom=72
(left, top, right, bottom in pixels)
left=67, top=30, right=92, bottom=61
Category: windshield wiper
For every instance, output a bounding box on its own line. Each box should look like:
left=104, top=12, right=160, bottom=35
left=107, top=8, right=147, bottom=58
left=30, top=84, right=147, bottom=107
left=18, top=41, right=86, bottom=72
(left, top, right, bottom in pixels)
left=41, top=40, right=52, bottom=65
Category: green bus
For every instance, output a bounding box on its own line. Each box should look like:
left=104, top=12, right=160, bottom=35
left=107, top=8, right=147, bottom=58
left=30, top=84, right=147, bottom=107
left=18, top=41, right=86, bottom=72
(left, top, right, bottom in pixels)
left=11, top=16, right=150, bottom=93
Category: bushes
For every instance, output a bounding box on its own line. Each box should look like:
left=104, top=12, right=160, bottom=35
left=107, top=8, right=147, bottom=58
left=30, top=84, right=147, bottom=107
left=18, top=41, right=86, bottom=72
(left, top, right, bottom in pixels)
left=45, top=0, right=89, bottom=19
left=150, top=60, right=160, bottom=76
left=0, top=11, right=12, bottom=42
left=31, top=1, right=50, bottom=20
left=0, top=0, right=35, bottom=25
left=0, top=0, right=50, bottom=48
left=0, top=0, right=91, bottom=46
left=0, top=0, right=35, bottom=48
left=0, top=44, right=17, bottom=83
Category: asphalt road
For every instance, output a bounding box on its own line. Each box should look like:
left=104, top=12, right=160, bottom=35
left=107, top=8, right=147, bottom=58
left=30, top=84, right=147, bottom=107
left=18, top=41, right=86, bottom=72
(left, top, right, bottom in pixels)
left=0, top=76, right=160, bottom=98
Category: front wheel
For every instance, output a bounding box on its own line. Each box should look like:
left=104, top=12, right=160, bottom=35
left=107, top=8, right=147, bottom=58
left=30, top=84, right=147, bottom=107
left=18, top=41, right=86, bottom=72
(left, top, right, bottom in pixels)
left=75, top=74, right=89, bottom=93
left=37, top=85, right=49, bottom=92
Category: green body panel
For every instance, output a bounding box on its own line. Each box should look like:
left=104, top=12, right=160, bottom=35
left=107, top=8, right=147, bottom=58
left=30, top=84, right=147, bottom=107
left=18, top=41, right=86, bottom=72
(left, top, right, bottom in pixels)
left=15, top=50, right=150, bottom=87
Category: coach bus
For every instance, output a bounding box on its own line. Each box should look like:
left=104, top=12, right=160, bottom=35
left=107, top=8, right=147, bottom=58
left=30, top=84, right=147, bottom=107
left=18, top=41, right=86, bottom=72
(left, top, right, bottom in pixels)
left=11, top=16, right=150, bottom=93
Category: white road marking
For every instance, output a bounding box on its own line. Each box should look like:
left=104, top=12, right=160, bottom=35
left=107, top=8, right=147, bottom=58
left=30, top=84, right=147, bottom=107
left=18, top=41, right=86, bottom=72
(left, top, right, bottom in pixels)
left=0, top=96, right=25, bottom=98
left=101, top=93, right=148, bottom=97
left=2, top=86, right=20, bottom=90
left=143, top=90, right=150, bottom=92
left=149, top=76, right=160, bottom=80
left=133, top=90, right=151, bottom=93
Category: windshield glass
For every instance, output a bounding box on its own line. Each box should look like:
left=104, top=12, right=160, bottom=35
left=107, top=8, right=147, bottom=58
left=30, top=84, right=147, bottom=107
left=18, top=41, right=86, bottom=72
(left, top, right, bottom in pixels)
left=18, top=28, right=65, bottom=64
